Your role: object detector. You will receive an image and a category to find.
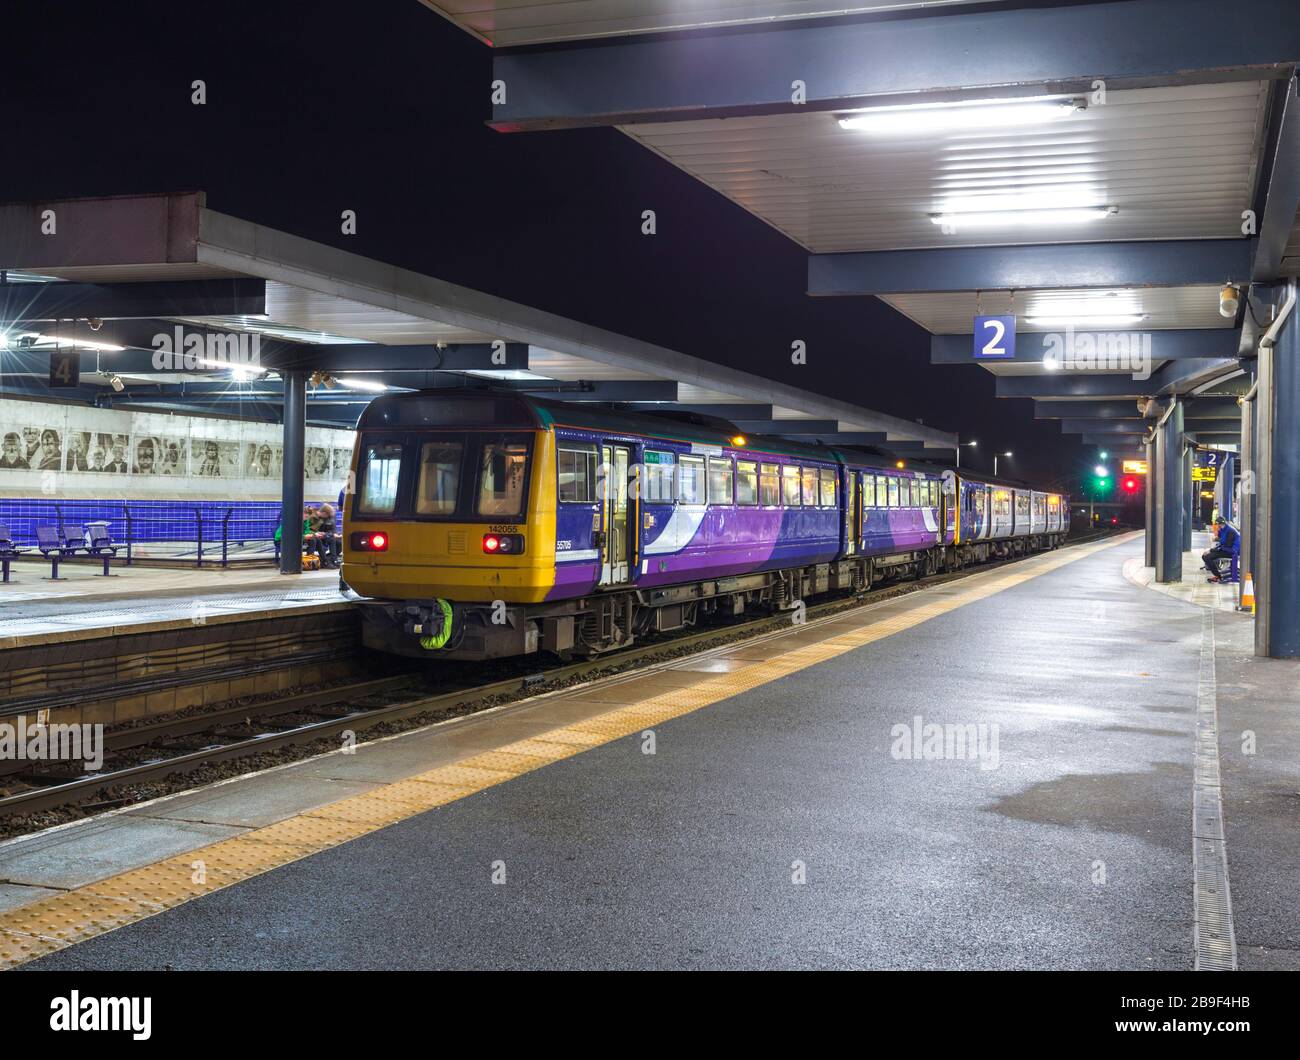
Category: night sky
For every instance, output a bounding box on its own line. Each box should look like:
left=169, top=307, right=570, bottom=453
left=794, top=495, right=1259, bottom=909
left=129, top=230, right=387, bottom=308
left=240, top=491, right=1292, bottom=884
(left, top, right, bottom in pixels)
left=5, top=0, right=1092, bottom=486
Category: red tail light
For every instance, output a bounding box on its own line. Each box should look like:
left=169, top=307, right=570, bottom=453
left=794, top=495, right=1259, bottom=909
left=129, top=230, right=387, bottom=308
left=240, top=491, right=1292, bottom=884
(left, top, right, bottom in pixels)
left=483, top=533, right=524, bottom=555
left=371, top=532, right=387, bottom=550
left=349, top=531, right=389, bottom=552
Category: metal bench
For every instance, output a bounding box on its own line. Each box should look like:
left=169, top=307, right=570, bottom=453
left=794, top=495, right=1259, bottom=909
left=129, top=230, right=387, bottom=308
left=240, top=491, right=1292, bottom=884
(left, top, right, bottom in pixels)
left=0, top=523, right=29, bottom=583
left=36, top=525, right=80, bottom=580
left=85, top=523, right=120, bottom=576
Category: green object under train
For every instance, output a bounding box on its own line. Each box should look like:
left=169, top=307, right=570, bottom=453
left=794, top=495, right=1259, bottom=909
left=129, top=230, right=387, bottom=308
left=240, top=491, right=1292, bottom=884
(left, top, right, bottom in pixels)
left=419, top=599, right=455, bottom=650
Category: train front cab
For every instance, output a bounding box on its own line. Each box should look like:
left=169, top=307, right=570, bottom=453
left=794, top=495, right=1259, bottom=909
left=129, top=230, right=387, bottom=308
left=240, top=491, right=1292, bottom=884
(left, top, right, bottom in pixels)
left=343, top=393, right=563, bottom=660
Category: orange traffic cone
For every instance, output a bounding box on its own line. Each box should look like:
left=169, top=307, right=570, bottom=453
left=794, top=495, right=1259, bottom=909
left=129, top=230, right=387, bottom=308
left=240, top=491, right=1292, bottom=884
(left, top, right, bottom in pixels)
left=1240, top=572, right=1255, bottom=614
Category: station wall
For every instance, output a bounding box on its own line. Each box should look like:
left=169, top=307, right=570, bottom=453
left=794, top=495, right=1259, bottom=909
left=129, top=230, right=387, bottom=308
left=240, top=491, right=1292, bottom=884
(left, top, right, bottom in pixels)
left=0, top=398, right=356, bottom=553
left=0, top=398, right=355, bottom=501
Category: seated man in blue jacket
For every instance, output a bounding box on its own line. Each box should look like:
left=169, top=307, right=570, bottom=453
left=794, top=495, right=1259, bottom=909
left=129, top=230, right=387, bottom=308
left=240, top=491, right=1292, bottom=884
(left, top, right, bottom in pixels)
left=1202, top=516, right=1240, bottom=582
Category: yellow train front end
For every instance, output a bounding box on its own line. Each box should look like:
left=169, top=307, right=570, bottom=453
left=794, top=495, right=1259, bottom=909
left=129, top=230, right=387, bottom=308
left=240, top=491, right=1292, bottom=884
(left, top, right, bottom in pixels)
left=340, top=392, right=560, bottom=659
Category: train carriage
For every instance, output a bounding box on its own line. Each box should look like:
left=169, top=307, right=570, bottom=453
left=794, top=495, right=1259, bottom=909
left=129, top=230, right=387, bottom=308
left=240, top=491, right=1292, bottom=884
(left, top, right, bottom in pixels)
left=343, top=391, right=1068, bottom=660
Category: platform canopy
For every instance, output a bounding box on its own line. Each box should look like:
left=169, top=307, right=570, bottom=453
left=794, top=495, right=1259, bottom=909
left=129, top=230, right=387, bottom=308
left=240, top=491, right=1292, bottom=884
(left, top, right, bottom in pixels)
left=0, top=192, right=952, bottom=455
left=441, top=0, right=1300, bottom=450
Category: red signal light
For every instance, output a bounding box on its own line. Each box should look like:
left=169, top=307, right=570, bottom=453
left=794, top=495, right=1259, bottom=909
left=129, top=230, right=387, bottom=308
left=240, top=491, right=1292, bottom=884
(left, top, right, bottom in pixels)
left=1122, top=477, right=1139, bottom=493
left=483, top=535, right=500, bottom=553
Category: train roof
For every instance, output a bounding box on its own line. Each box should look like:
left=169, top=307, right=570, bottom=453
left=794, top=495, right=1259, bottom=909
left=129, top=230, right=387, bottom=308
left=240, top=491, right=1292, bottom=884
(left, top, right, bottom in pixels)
left=358, top=389, right=845, bottom=462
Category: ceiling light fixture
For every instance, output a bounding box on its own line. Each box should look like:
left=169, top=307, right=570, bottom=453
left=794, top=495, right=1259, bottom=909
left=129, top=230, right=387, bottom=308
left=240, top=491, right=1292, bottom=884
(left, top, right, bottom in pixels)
left=930, top=206, right=1117, bottom=230
left=337, top=377, right=388, bottom=392
left=1024, top=313, right=1148, bottom=327
left=838, top=96, right=1085, bottom=134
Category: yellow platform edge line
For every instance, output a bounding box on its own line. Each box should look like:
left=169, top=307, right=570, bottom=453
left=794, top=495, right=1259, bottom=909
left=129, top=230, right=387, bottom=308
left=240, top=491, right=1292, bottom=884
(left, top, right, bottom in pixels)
left=0, top=534, right=1125, bottom=969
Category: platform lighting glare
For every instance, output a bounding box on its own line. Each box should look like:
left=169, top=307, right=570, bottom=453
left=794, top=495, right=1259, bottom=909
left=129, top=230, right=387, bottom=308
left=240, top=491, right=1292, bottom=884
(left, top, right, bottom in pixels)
left=338, top=378, right=388, bottom=392
left=930, top=206, right=1117, bottom=230
left=895, top=460, right=905, bottom=469
left=730, top=435, right=747, bottom=447
left=838, top=96, right=1084, bottom=134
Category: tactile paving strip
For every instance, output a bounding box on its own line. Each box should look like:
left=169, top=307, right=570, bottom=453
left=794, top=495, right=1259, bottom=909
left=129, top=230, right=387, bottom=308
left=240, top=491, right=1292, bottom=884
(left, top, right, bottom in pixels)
left=0, top=535, right=1125, bottom=968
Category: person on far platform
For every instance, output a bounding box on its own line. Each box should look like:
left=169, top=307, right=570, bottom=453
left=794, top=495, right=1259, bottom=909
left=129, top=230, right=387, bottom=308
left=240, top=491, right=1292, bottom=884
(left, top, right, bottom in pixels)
left=1202, top=515, right=1240, bottom=582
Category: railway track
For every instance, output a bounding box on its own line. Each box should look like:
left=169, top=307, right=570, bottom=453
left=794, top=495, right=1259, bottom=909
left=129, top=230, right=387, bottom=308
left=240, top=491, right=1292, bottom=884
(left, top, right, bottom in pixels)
left=0, top=530, right=1120, bottom=823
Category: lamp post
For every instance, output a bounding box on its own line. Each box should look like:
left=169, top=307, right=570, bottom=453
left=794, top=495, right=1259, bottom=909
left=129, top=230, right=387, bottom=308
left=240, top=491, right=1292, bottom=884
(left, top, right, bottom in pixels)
left=993, top=451, right=1012, bottom=476
left=956, top=439, right=977, bottom=467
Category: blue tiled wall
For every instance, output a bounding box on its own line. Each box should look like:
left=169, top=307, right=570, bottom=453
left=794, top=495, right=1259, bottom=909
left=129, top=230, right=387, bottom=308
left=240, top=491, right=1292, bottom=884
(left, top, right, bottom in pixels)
left=0, top=498, right=341, bottom=549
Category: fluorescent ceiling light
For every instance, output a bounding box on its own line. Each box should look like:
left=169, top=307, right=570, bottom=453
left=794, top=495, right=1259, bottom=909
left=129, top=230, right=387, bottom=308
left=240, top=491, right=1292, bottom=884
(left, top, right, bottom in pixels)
left=196, top=357, right=268, bottom=377
left=336, top=377, right=388, bottom=392
left=839, top=96, right=1084, bottom=134
left=931, top=206, right=1117, bottom=229
left=1024, top=314, right=1148, bottom=327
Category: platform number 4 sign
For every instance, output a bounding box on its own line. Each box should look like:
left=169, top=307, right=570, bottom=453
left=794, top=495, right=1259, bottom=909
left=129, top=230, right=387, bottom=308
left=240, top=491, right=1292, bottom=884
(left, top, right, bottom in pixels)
left=48, top=350, right=80, bottom=388
left=973, top=315, right=1016, bottom=360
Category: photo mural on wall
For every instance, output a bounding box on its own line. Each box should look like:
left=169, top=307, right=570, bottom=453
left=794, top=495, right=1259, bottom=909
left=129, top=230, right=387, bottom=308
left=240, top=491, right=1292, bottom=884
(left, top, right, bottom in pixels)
left=0, top=399, right=356, bottom=500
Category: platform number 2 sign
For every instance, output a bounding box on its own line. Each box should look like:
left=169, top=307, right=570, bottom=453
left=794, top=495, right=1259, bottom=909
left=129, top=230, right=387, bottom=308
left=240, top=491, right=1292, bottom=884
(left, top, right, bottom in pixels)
left=48, top=350, right=80, bottom=388
left=973, top=315, right=1016, bottom=360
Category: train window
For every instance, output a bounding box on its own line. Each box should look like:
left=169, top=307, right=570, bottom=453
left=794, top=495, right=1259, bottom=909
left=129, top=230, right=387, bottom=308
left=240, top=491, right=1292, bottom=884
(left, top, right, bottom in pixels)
left=901, top=479, right=912, bottom=507
left=477, top=439, right=529, bottom=518
left=781, top=465, right=802, bottom=507
left=414, top=440, right=464, bottom=516
left=708, top=456, right=734, bottom=505
left=801, top=467, right=818, bottom=506
left=644, top=452, right=675, bottom=503
left=557, top=443, right=597, bottom=504
left=874, top=475, right=887, bottom=507
left=887, top=477, right=900, bottom=508
left=678, top=454, right=706, bottom=505
left=736, top=460, right=759, bottom=505
left=760, top=463, right=780, bottom=506
left=819, top=468, right=836, bottom=507
left=357, top=439, right=404, bottom=516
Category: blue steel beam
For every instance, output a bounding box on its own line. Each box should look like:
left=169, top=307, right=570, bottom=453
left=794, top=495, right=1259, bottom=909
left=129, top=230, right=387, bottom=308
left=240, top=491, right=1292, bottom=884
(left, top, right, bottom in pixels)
left=1254, top=77, right=1300, bottom=281
left=489, top=0, right=1300, bottom=131
left=733, top=419, right=841, bottom=435
left=0, top=280, right=266, bottom=321
left=931, top=329, right=1239, bottom=364
left=651, top=404, right=775, bottom=420
left=813, top=241, right=1253, bottom=297
left=997, top=358, right=1241, bottom=398
left=522, top=381, right=678, bottom=402
left=1063, top=418, right=1231, bottom=435
left=1034, top=398, right=1241, bottom=419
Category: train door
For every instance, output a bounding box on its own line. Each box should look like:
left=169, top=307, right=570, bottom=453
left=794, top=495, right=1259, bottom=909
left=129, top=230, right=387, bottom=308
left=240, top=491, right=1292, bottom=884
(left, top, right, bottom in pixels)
left=598, top=444, right=632, bottom=586
left=845, top=470, right=858, bottom=556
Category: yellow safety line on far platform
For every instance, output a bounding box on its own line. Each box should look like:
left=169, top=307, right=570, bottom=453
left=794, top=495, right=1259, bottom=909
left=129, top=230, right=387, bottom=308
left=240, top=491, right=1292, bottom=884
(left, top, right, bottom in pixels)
left=0, top=533, right=1135, bottom=969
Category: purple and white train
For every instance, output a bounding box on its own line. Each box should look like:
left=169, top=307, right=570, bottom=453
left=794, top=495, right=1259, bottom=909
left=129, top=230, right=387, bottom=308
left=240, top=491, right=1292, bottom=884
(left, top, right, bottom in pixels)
left=343, top=391, right=1070, bottom=659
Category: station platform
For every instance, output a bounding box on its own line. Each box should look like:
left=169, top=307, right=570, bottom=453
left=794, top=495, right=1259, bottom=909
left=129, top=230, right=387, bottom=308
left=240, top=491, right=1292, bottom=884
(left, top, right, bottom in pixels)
left=1123, top=530, right=1245, bottom=614
left=0, top=562, right=346, bottom=649
left=3, top=531, right=1295, bottom=971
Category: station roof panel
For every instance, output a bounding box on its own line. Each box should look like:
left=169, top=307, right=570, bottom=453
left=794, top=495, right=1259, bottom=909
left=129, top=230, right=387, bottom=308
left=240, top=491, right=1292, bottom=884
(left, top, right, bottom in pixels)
left=621, top=82, right=1270, bottom=254
left=884, top=285, right=1233, bottom=335
left=422, top=0, right=993, bottom=47
left=0, top=193, right=954, bottom=449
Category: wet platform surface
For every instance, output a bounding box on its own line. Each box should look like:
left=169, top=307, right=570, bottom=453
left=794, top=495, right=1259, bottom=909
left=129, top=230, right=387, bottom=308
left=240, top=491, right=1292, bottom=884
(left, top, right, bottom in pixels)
left=0, top=563, right=346, bottom=647
left=3, top=532, right=1293, bottom=970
